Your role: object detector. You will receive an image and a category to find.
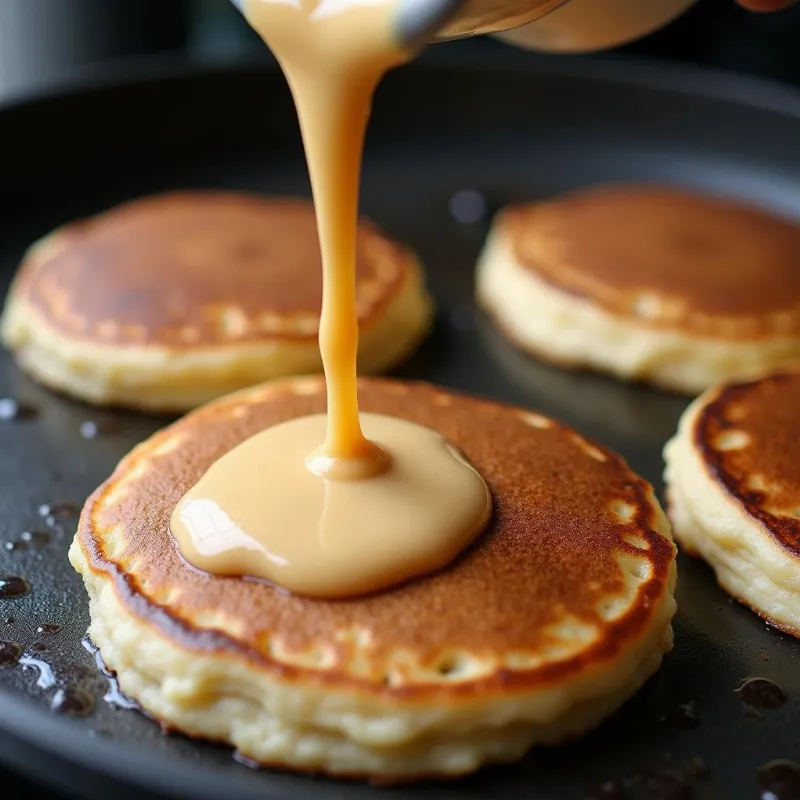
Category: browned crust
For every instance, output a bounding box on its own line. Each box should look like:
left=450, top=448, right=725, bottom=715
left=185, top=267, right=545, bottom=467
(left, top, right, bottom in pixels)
left=77, top=378, right=675, bottom=700
left=500, top=184, right=800, bottom=339
left=693, top=370, right=800, bottom=560
left=13, top=192, right=412, bottom=348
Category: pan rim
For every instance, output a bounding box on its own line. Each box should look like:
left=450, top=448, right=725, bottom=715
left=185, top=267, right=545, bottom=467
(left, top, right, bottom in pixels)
left=0, top=49, right=799, bottom=121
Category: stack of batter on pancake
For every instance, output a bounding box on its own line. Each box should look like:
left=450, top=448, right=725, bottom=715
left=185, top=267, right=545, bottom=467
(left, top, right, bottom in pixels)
left=478, top=184, right=800, bottom=393
left=1, top=192, right=432, bottom=412
left=665, top=369, right=800, bottom=637
left=70, top=377, right=677, bottom=780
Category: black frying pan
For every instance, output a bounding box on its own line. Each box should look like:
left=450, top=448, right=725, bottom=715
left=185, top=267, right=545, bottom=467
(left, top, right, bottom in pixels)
left=1, top=53, right=799, bottom=800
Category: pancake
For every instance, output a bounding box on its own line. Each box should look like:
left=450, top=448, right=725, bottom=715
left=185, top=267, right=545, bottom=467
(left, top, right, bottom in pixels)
left=69, top=377, right=677, bottom=781
left=665, top=369, right=800, bottom=636
left=476, top=184, right=800, bottom=394
left=1, top=192, right=432, bottom=412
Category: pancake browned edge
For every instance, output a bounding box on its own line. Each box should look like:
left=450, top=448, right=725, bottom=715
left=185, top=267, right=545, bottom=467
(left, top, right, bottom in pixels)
left=665, top=369, right=800, bottom=637
left=69, top=377, right=677, bottom=782
left=477, top=184, right=800, bottom=394
left=1, top=192, right=432, bottom=412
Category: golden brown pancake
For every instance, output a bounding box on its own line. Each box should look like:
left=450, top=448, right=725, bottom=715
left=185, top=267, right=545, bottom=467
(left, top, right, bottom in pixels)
left=477, top=184, right=800, bottom=393
left=1, top=192, right=432, bottom=411
left=70, top=377, right=677, bottom=780
left=665, top=369, right=800, bottom=636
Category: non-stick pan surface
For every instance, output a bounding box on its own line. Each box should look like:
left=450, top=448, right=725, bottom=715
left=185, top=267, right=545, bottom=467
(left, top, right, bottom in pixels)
left=1, top=55, right=799, bottom=800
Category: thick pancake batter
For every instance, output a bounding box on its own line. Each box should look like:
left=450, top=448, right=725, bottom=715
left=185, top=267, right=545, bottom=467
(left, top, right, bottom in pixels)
left=173, top=413, right=490, bottom=598
left=171, top=0, right=491, bottom=596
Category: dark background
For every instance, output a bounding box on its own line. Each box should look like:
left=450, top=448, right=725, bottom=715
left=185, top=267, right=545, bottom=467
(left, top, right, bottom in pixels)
left=0, top=0, right=799, bottom=99
left=0, top=0, right=798, bottom=796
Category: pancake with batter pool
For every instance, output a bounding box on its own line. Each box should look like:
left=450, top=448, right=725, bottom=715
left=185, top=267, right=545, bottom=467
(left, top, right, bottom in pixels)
left=69, top=377, right=677, bottom=781
left=477, top=184, right=800, bottom=394
left=665, top=369, right=800, bottom=637
left=1, top=192, right=431, bottom=412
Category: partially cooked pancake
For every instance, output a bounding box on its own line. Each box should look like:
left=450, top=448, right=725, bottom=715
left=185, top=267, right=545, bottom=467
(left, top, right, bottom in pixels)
left=1, top=192, right=431, bottom=411
left=69, top=377, right=676, bottom=780
left=665, top=369, right=800, bottom=636
left=477, top=185, right=800, bottom=394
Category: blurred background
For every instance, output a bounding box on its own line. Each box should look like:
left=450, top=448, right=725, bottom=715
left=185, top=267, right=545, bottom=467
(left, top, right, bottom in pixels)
left=0, top=0, right=799, bottom=104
